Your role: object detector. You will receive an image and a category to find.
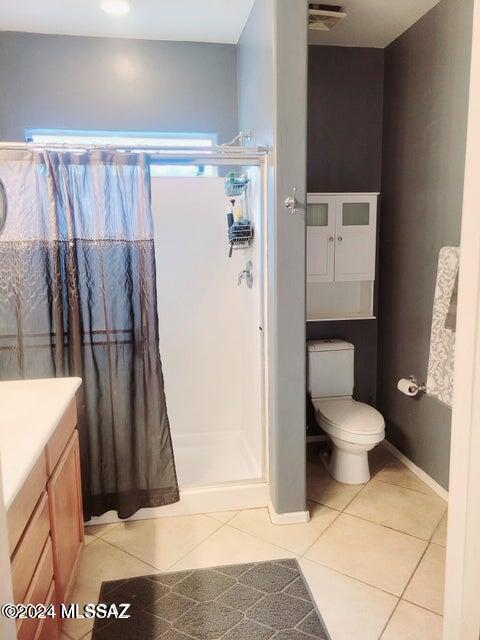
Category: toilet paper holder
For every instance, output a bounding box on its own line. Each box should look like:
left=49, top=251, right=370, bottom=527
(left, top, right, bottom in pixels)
left=398, top=375, right=426, bottom=396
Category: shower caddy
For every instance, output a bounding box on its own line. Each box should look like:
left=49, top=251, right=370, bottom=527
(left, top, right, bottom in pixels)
left=225, top=173, right=253, bottom=257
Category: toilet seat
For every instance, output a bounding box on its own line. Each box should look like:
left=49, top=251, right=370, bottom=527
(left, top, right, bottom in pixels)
left=312, top=397, right=385, bottom=445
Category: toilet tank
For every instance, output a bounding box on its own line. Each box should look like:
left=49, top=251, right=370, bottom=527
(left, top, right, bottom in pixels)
left=307, top=339, right=354, bottom=398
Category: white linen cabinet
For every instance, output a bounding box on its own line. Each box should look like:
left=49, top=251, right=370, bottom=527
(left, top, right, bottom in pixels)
left=306, top=193, right=378, bottom=321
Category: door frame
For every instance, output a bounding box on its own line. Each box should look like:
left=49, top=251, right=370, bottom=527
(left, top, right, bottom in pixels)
left=443, top=0, right=480, bottom=637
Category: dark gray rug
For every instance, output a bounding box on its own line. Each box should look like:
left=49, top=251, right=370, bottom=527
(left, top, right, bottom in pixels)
left=91, top=559, right=330, bottom=640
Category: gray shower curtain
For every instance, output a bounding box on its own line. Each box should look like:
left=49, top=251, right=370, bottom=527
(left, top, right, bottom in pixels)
left=0, top=149, right=179, bottom=519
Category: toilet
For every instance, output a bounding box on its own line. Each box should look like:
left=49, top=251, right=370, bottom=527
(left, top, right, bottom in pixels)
left=307, top=339, right=385, bottom=484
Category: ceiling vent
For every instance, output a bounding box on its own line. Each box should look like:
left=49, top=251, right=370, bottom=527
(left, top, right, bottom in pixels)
left=308, top=4, right=347, bottom=31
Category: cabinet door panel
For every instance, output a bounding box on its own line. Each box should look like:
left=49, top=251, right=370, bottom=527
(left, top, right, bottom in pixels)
left=306, top=196, right=336, bottom=282
left=47, top=431, right=84, bottom=604
left=334, top=196, right=377, bottom=281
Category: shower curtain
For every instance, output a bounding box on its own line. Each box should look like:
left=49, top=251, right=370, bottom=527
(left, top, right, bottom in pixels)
left=0, top=149, right=179, bottom=519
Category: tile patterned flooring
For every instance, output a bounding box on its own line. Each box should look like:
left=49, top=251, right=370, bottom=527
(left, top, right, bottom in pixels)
left=61, top=445, right=447, bottom=640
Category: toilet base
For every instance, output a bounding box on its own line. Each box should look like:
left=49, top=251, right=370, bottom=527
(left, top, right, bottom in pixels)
left=320, top=438, right=375, bottom=485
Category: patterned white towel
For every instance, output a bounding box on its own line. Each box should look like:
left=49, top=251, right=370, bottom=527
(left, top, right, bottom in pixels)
left=426, top=246, right=460, bottom=407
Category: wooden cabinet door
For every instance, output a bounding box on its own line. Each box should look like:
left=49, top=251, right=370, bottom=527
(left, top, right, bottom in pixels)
left=334, top=194, right=377, bottom=281
left=306, top=195, right=336, bottom=282
left=47, top=431, right=84, bottom=604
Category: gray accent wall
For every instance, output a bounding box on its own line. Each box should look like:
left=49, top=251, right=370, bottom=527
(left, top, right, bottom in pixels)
left=378, top=0, right=474, bottom=488
left=0, top=31, right=238, bottom=143
left=307, top=46, right=385, bottom=405
left=272, top=0, right=308, bottom=514
left=238, top=0, right=308, bottom=515
left=308, top=46, right=384, bottom=194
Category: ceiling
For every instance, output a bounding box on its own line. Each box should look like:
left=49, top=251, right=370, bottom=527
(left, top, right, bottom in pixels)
left=309, top=0, right=443, bottom=48
left=0, top=0, right=256, bottom=44
left=0, top=0, right=443, bottom=48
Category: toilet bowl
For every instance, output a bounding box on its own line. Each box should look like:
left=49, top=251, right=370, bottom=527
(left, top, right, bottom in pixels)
left=307, top=339, right=385, bottom=484
left=312, top=396, right=385, bottom=484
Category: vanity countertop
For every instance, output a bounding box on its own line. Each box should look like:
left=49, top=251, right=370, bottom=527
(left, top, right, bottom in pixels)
left=0, top=377, right=82, bottom=509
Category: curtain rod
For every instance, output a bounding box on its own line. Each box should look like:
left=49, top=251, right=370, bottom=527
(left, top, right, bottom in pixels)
left=0, top=141, right=268, bottom=158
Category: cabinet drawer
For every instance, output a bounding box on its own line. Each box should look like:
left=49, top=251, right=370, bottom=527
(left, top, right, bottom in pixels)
left=33, top=582, right=58, bottom=640
left=12, top=493, right=50, bottom=604
left=45, top=399, right=77, bottom=476
left=8, top=453, right=47, bottom=554
left=17, top=538, right=54, bottom=640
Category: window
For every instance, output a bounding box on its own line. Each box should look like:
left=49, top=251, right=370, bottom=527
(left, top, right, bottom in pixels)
left=25, top=130, right=218, bottom=177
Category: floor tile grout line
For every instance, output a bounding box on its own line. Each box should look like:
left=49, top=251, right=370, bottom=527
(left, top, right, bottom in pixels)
left=299, top=553, right=408, bottom=600
left=224, top=508, right=342, bottom=558
left=84, top=522, right=122, bottom=539
left=205, top=511, right=240, bottom=525
left=337, top=510, right=439, bottom=543
left=377, top=511, right=445, bottom=639
left=373, top=476, right=444, bottom=499
left=399, top=597, right=444, bottom=617
left=300, top=509, right=344, bottom=558
left=371, top=454, right=447, bottom=500
left=364, top=477, right=447, bottom=503
left=161, top=521, right=232, bottom=572
left=87, top=536, right=166, bottom=574
left=86, top=510, right=227, bottom=541
left=339, top=473, right=373, bottom=511
left=309, top=471, right=447, bottom=542
left=377, top=547, right=431, bottom=639
left=86, top=513, right=299, bottom=580
left=87, top=515, right=226, bottom=575
left=201, top=521, right=304, bottom=559
left=305, top=452, right=391, bottom=529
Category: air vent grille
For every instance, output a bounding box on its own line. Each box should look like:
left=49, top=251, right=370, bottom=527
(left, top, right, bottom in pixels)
left=308, top=3, right=346, bottom=31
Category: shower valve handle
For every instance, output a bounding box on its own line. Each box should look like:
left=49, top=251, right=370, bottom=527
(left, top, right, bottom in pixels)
left=238, top=262, right=253, bottom=288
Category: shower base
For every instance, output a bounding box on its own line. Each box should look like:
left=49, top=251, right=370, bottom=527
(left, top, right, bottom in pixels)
left=173, top=431, right=262, bottom=489
left=85, top=431, right=268, bottom=527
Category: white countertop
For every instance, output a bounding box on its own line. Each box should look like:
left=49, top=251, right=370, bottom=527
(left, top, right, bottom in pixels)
left=0, top=377, right=82, bottom=509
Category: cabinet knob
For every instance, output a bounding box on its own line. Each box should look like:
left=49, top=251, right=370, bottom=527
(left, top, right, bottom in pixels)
left=328, top=236, right=334, bottom=242
left=338, top=236, right=343, bottom=242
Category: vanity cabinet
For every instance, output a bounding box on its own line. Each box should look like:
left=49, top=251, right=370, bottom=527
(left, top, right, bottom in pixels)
left=307, top=193, right=378, bottom=321
left=7, top=396, right=84, bottom=640
left=47, top=430, right=84, bottom=603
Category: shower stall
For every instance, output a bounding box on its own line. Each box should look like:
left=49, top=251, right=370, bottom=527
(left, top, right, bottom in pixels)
left=148, top=156, right=269, bottom=517
left=0, top=141, right=269, bottom=523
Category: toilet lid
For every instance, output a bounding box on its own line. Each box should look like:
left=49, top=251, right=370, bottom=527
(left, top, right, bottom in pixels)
left=313, top=398, right=385, bottom=435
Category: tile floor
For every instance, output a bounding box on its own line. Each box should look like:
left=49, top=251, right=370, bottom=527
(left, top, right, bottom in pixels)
left=61, top=445, right=448, bottom=640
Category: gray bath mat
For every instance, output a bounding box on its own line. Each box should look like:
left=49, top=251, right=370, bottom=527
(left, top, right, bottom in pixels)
left=91, top=559, right=330, bottom=639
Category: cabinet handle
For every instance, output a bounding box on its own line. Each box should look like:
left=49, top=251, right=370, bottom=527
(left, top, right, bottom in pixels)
left=328, top=236, right=334, bottom=242
left=338, top=236, right=343, bottom=242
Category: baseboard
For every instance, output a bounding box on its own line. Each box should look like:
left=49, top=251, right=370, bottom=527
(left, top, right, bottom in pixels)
left=383, top=440, right=449, bottom=502
left=86, top=482, right=270, bottom=526
left=268, top=504, right=311, bottom=525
